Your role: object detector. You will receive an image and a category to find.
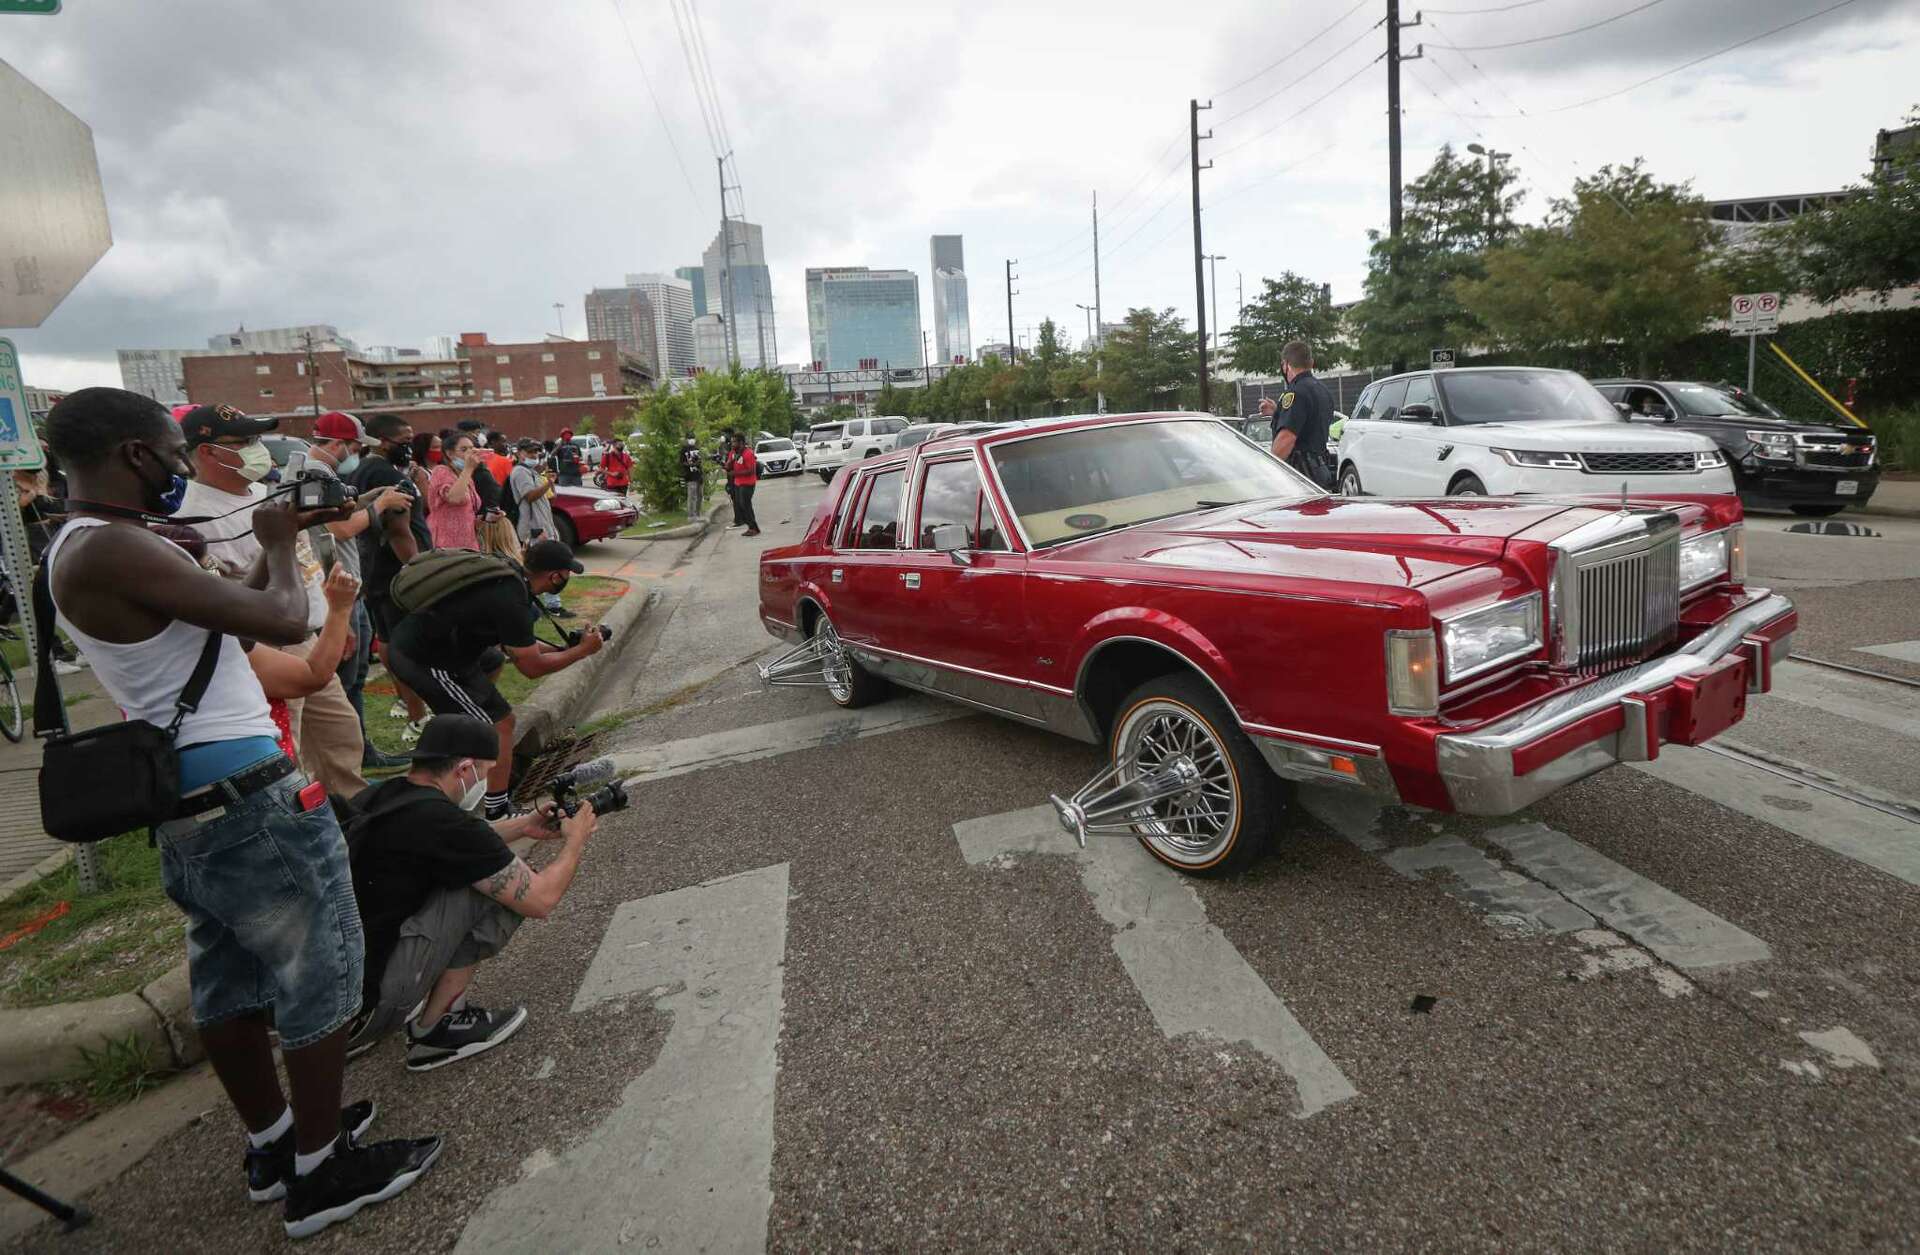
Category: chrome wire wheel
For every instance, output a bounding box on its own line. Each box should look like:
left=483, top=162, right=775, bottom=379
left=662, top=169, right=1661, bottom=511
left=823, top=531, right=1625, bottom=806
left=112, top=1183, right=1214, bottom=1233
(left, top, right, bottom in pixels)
left=813, top=618, right=855, bottom=705
left=1113, top=698, right=1240, bottom=867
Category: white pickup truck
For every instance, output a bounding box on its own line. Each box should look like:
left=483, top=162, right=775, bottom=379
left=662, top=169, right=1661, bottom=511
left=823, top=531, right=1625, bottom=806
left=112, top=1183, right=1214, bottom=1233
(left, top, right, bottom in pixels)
left=806, top=416, right=909, bottom=481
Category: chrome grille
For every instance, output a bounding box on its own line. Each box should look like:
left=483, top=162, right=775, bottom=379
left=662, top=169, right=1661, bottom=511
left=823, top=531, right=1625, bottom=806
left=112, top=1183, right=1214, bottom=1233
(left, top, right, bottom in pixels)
left=1577, top=451, right=1697, bottom=474
left=1550, top=512, right=1682, bottom=674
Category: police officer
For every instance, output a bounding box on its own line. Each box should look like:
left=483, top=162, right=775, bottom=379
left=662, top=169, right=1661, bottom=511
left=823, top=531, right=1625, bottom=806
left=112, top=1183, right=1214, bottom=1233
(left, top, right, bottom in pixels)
left=1262, top=340, right=1335, bottom=489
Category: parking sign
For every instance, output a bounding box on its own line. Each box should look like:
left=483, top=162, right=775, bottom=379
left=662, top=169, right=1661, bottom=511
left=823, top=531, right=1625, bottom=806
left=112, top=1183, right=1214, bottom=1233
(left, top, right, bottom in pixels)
left=1430, top=348, right=1457, bottom=370
left=0, top=339, right=47, bottom=472
left=1730, top=292, right=1779, bottom=335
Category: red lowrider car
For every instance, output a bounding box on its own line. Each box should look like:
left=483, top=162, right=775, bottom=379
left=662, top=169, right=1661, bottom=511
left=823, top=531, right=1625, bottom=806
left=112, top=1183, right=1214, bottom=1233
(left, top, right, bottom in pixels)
left=552, top=484, right=638, bottom=549
left=757, top=413, right=1796, bottom=876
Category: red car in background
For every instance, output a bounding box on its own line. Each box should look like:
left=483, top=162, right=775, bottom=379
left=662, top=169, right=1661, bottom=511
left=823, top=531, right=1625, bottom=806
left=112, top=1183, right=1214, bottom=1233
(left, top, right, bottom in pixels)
left=757, top=412, right=1795, bottom=876
left=551, top=484, right=637, bottom=549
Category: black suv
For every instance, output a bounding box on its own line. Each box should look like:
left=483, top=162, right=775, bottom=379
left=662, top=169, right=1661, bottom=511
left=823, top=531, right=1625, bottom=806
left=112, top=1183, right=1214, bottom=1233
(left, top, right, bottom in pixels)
left=1592, top=379, right=1879, bottom=517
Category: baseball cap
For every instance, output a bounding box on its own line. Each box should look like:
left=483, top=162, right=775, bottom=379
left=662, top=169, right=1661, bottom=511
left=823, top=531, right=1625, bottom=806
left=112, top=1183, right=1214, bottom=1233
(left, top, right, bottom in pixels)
left=176, top=403, right=277, bottom=448
left=312, top=411, right=376, bottom=446
left=525, top=538, right=585, bottom=575
left=406, top=714, right=501, bottom=762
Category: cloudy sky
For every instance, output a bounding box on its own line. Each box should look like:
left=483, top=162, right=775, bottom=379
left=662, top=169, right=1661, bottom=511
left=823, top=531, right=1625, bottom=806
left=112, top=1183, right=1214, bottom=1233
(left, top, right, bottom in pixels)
left=3, top=0, right=1915, bottom=391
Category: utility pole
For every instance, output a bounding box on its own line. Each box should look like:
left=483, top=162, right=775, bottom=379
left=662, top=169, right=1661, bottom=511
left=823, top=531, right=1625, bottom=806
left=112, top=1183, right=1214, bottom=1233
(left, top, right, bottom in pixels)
left=553, top=302, right=566, bottom=337
left=1237, top=271, right=1244, bottom=321
left=1091, top=190, right=1105, bottom=413
left=1189, top=99, right=1214, bottom=412
left=718, top=154, right=738, bottom=370
left=1385, top=0, right=1422, bottom=371
left=1005, top=259, right=1018, bottom=366
left=921, top=329, right=931, bottom=390
left=1204, top=254, right=1227, bottom=354
left=302, top=331, right=322, bottom=416
left=1075, top=303, right=1094, bottom=350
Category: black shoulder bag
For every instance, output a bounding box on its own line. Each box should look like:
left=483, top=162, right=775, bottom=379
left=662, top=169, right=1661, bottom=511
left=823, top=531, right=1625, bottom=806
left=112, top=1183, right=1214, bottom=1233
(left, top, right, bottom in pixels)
left=33, top=561, right=224, bottom=843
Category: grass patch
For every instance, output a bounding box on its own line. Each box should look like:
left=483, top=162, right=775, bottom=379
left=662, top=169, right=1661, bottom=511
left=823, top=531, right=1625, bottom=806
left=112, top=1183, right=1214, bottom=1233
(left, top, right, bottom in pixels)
left=73, top=1031, right=175, bottom=1106
left=1863, top=403, right=1919, bottom=473
left=0, top=833, right=183, bottom=1010
left=619, top=509, right=699, bottom=538
left=362, top=575, right=632, bottom=759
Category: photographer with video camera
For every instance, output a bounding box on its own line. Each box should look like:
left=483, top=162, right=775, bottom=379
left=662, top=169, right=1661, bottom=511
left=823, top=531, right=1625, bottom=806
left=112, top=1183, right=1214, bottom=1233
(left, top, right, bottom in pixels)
left=381, top=538, right=604, bottom=820
left=351, top=412, right=435, bottom=739
left=41, top=387, right=442, bottom=1239
left=343, top=716, right=607, bottom=1068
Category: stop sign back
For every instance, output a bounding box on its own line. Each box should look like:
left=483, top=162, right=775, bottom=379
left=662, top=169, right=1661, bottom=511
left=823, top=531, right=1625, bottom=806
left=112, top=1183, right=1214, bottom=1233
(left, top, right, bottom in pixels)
left=0, top=57, right=113, bottom=327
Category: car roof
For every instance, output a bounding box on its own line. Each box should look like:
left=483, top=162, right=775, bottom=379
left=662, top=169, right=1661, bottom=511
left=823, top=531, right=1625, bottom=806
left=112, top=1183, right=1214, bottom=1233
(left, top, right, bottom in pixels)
left=1367, top=366, right=1577, bottom=385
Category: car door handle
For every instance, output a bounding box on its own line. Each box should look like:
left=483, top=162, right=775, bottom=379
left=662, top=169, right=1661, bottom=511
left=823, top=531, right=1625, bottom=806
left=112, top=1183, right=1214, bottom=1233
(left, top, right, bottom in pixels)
left=831, top=568, right=843, bottom=583
left=901, top=573, right=921, bottom=589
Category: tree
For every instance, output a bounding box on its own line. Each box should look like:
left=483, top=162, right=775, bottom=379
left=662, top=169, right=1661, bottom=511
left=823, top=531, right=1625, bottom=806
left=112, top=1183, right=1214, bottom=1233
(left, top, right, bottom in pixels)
left=1099, top=308, right=1199, bottom=412
left=1770, top=105, right=1920, bottom=304
left=1458, top=160, right=1725, bottom=375
left=1349, top=145, right=1524, bottom=369
left=629, top=369, right=794, bottom=511
left=1226, top=272, right=1349, bottom=375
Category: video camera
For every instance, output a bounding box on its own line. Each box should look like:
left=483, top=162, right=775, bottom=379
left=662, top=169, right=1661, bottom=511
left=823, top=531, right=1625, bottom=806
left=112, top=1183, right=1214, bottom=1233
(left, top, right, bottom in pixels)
left=547, top=756, right=629, bottom=819
left=563, top=623, right=614, bottom=648
left=280, top=450, right=354, bottom=512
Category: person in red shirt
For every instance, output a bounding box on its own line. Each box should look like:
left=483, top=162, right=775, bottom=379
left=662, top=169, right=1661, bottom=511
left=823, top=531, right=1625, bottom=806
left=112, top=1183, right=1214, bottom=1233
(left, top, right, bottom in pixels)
left=724, top=432, right=760, bottom=537
left=601, top=439, right=633, bottom=496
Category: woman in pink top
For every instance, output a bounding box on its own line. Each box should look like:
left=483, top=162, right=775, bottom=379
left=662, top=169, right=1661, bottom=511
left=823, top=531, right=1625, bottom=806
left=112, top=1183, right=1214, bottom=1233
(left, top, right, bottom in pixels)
left=427, top=432, right=481, bottom=550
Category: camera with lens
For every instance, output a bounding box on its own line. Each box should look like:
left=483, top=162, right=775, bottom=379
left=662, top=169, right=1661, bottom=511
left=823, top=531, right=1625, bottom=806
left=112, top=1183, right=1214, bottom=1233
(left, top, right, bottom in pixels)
left=547, top=757, right=629, bottom=819
left=291, top=471, right=351, bottom=512
left=564, top=624, right=614, bottom=648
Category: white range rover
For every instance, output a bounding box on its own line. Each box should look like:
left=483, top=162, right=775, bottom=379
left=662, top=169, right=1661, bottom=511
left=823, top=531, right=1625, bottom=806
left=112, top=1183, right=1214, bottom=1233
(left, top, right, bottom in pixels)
left=807, top=415, right=909, bottom=481
left=1336, top=367, right=1733, bottom=498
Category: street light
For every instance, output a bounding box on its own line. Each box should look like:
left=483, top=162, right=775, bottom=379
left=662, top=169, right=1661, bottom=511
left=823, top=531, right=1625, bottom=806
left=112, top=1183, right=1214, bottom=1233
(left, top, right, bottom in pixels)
left=1074, top=302, right=1095, bottom=349
left=1202, top=254, right=1227, bottom=352
left=1466, top=143, right=1511, bottom=237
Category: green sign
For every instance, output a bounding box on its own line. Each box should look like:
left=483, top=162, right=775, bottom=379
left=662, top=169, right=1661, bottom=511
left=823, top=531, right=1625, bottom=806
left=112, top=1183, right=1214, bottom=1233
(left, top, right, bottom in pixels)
left=0, top=340, right=47, bottom=472
left=0, top=1, right=62, bottom=13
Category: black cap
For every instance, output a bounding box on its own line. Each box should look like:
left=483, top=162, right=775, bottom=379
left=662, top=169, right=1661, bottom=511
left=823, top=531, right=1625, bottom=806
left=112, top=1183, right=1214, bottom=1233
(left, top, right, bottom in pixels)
left=406, top=714, right=500, bottom=762
left=516, top=437, right=543, bottom=452
left=177, top=403, right=277, bottom=448
left=525, top=538, right=585, bottom=574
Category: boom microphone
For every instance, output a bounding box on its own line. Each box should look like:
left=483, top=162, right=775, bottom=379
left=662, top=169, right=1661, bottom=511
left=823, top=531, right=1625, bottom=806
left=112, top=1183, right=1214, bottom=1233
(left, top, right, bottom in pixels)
left=554, top=757, right=618, bottom=790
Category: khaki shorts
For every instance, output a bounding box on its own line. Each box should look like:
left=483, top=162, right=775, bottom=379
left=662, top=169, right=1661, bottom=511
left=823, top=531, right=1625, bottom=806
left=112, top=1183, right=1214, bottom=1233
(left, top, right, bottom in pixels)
left=361, top=886, right=522, bottom=1040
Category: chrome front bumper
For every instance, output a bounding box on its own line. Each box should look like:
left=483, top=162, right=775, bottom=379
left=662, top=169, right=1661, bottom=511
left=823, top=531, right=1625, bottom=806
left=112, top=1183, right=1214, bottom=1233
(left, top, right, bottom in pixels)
left=1434, top=591, right=1796, bottom=815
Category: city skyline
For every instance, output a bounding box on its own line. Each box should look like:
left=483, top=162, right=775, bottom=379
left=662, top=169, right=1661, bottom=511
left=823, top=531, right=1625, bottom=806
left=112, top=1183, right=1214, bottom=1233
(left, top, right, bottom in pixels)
left=930, top=235, right=971, bottom=366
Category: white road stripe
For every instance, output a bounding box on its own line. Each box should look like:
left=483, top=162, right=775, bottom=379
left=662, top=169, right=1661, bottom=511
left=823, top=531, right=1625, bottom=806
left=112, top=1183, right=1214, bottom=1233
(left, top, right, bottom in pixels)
left=1482, top=822, right=1771, bottom=970
left=1768, top=660, right=1920, bottom=740
left=455, top=864, right=790, bottom=1254
left=1857, top=640, right=1920, bottom=664
left=954, top=806, right=1357, bottom=1119
left=1634, top=745, right=1920, bottom=890
left=606, top=695, right=966, bottom=784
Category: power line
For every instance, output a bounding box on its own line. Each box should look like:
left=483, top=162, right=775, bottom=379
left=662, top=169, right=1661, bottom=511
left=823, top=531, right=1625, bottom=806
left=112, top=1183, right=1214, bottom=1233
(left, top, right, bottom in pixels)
left=666, top=0, right=724, bottom=155
left=1216, top=17, right=1386, bottom=128
left=685, top=0, right=736, bottom=165
left=605, top=0, right=701, bottom=205
left=1456, top=0, right=1864, bottom=117
left=1215, top=51, right=1385, bottom=159
left=1423, top=0, right=1558, bottom=14
left=1432, top=0, right=1670, bottom=52
left=1211, top=0, right=1373, bottom=99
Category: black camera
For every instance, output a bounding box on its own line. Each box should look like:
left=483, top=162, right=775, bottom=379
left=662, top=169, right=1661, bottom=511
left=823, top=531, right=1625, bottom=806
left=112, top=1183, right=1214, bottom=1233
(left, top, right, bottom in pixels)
left=547, top=757, right=629, bottom=819
left=565, top=624, right=614, bottom=647
left=292, top=471, right=351, bottom=512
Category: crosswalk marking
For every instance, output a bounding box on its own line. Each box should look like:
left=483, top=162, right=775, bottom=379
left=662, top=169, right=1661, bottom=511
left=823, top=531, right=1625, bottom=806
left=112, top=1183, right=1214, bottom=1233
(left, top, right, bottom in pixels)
left=1768, top=660, right=1920, bottom=740
left=954, top=806, right=1358, bottom=1119
left=1857, top=640, right=1920, bottom=664
left=455, top=864, right=790, bottom=1254
left=1381, top=836, right=1595, bottom=935
left=606, top=695, right=966, bottom=784
left=1633, top=746, right=1920, bottom=890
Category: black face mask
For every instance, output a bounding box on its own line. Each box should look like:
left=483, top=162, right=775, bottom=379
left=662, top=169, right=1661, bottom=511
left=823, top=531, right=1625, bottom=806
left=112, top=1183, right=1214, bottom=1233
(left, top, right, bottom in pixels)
left=130, top=443, right=191, bottom=516
left=386, top=441, right=414, bottom=468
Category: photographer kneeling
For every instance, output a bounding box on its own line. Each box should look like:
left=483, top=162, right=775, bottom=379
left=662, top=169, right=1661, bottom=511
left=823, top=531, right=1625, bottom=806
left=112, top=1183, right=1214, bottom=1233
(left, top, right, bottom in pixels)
left=345, top=716, right=597, bottom=1069
left=381, top=538, right=603, bottom=819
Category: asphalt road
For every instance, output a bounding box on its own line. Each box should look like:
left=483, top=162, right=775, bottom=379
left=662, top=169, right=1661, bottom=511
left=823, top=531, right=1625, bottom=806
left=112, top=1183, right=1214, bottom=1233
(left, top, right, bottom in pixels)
left=15, top=473, right=1919, bottom=1252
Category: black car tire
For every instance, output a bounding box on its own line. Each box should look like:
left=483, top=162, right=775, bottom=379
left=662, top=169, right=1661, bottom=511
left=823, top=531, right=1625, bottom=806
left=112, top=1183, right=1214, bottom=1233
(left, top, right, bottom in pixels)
left=1448, top=473, right=1488, bottom=497
left=553, top=513, right=579, bottom=550
left=1790, top=503, right=1848, bottom=518
left=1109, top=672, right=1280, bottom=877
left=1339, top=463, right=1363, bottom=496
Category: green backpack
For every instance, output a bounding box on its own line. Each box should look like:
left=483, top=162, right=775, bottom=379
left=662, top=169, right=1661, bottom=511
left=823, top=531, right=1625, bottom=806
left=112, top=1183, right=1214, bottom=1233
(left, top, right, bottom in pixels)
left=388, top=549, right=524, bottom=615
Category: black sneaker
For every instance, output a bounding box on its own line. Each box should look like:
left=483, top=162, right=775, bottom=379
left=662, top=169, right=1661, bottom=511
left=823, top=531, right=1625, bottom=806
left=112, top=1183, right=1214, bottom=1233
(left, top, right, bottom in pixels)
left=404, top=1005, right=529, bottom=1072
left=283, top=1135, right=443, bottom=1239
left=244, top=1102, right=378, bottom=1203
left=361, top=745, right=408, bottom=770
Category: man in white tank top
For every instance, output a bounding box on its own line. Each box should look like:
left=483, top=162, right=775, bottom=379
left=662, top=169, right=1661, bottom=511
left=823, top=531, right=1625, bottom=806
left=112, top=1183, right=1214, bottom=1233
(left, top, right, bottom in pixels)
left=43, top=388, right=444, bottom=1239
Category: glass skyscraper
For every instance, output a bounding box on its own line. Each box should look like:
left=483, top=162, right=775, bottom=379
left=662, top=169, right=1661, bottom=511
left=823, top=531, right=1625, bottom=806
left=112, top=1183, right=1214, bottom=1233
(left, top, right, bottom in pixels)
left=929, top=235, right=971, bottom=365
left=806, top=267, right=922, bottom=372
left=702, top=222, right=777, bottom=369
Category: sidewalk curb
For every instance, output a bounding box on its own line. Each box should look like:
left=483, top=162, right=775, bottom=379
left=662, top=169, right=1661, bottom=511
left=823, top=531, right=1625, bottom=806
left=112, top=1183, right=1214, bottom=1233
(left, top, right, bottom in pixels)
left=621, top=494, right=733, bottom=543
left=512, top=577, right=661, bottom=764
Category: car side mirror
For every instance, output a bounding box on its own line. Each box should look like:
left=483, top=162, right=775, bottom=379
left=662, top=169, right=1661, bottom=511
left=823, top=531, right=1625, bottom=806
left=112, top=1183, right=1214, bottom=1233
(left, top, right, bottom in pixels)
left=1401, top=403, right=1438, bottom=423
left=929, top=522, right=973, bottom=565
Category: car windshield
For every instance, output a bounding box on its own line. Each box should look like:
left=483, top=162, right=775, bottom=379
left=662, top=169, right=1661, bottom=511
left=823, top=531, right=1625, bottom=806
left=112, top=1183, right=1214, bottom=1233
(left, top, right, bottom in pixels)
left=989, top=419, right=1323, bottom=547
left=1435, top=369, right=1619, bottom=424
left=1666, top=383, right=1785, bottom=419
left=759, top=439, right=795, bottom=452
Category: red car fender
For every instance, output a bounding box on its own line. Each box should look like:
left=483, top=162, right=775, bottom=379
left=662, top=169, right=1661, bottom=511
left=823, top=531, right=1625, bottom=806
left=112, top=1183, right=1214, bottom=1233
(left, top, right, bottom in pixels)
left=1068, top=607, right=1241, bottom=718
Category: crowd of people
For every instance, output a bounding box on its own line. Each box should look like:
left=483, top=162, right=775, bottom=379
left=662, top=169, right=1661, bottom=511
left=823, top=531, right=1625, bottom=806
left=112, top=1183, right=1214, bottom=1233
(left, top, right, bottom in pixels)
left=32, top=388, right=619, bottom=1239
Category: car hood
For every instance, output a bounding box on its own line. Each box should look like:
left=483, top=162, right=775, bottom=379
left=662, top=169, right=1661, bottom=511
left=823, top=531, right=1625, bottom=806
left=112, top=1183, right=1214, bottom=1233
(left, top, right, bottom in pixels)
left=1445, top=418, right=1714, bottom=451
left=1052, top=496, right=1594, bottom=590
left=555, top=485, right=626, bottom=503
left=1672, top=414, right=1870, bottom=437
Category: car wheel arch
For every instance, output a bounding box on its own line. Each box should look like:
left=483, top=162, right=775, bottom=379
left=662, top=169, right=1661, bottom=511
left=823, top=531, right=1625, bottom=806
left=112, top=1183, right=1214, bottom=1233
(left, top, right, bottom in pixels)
left=1072, top=630, right=1241, bottom=744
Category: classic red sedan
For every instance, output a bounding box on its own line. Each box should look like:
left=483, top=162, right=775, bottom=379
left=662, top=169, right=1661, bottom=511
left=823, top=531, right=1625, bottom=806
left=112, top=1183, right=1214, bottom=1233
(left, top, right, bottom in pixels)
left=757, top=413, right=1796, bottom=875
left=552, top=483, right=638, bottom=548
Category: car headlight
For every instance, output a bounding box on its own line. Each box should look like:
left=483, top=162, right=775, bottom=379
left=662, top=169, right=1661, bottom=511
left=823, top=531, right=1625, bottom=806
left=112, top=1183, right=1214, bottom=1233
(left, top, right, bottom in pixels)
left=1695, top=449, right=1726, bottom=469
left=1437, top=593, right=1543, bottom=682
left=1385, top=629, right=1439, bottom=716
left=1745, top=430, right=1794, bottom=460
left=593, top=498, right=624, bottom=512
left=1495, top=449, right=1582, bottom=469
left=1678, top=530, right=1730, bottom=588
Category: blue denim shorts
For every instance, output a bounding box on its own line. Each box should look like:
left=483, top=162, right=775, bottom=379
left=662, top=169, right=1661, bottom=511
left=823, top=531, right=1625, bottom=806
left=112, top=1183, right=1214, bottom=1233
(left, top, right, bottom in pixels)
left=154, top=769, right=365, bottom=1049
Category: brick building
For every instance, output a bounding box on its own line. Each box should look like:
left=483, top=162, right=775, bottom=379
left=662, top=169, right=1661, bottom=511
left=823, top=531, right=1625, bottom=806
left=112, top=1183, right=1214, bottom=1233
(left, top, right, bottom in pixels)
left=182, top=349, right=465, bottom=412
left=260, top=395, right=639, bottom=445
left=464, top=338, right=634, bottom=403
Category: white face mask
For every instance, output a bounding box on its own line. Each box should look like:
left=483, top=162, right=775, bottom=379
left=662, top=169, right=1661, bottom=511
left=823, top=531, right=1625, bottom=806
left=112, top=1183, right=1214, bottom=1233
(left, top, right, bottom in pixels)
left=456, top=762, right=486, bottom=812
left=215, top=440, right=275, bottom=483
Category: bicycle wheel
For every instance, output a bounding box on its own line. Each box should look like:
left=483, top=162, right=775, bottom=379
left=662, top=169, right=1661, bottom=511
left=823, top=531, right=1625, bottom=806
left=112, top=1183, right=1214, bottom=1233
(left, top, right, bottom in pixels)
left=0, top=654, right=22, bottom=742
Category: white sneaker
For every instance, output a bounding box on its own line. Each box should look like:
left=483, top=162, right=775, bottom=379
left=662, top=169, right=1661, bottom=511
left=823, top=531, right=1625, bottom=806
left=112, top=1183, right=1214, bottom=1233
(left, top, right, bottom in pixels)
left=53, top=660, right=83, bottom=676
left=400, top=718, right=427, bottom=746
left=388, top=702, right=409, bottom=720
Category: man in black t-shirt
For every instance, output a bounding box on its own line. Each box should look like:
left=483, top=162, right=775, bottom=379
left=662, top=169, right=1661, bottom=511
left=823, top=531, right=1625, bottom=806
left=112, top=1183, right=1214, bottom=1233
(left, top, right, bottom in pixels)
left=345, top=716, right=599, bottom=1070
left=384, top=540, right=603, bottom=818
left=1266, top=340, right=1336, bottom=489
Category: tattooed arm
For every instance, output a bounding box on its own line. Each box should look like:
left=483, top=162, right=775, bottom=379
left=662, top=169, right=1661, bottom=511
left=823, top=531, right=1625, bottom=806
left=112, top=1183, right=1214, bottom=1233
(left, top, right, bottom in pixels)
left=470, top=801, right=598, bottom=920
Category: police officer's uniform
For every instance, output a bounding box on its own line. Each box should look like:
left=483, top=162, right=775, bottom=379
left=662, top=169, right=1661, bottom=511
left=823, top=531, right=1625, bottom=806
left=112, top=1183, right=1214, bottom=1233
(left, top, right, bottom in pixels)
left=1271, top=371, right=1336, bottom=488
